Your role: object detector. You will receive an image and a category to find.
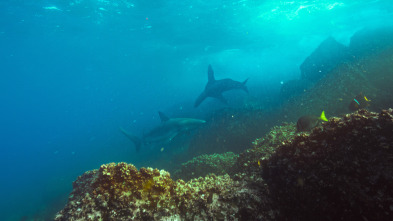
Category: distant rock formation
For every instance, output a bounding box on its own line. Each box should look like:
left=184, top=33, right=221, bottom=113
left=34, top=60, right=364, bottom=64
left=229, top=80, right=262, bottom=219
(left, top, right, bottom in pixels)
left=280, top=26, right=393, bottom=123
left=350, top=25, right=393, bottom=57
left=300, top=36, right=352, bottom=83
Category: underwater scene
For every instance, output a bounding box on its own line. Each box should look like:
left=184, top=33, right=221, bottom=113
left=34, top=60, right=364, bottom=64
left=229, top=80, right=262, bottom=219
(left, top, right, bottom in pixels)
left=1, top=0, right=393, bottom=220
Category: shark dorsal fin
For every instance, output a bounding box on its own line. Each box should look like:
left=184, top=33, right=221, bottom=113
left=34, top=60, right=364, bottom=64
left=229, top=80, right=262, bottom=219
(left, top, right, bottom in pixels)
left=158, top=111, right=170, bottom=122
left=208, top=64, right=215, bottom=82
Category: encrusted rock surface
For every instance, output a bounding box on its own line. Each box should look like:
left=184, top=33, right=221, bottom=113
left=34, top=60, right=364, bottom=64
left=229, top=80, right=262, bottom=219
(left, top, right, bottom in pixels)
left=55, top=162, right=273, bottom=221
left=173, top=152, right=238, bottom=181
left=262, top=109, right=393, bottom=220
left=56, top=109, right=393, bottom=220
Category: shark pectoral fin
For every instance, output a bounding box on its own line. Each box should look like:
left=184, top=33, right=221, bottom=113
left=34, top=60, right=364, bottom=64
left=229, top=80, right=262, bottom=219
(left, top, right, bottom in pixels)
left=216, top=94, right=228, bottom=104
left=194, top=92, right=207, bottom=107
left=120, top=127, right=142, bottom=152
left=158, top=111, right=170, bottom=122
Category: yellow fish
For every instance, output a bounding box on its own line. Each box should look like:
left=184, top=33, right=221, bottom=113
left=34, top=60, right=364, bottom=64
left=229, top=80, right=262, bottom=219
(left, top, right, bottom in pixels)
left=364, top=96, right=370, bottom=102
left=296, top=111, right=328, bottom=132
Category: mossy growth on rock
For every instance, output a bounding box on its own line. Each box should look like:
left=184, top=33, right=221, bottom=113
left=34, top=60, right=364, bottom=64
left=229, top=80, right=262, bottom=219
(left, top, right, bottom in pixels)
left=173, top=152, right=238, bottom=181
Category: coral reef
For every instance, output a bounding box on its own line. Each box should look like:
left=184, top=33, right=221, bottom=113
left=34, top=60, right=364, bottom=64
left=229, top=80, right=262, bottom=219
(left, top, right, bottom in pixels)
left=55, top=162, right=273, bottom=221
left=173, top=152, right=238, bottom=181
left=262, top=109, right=393, bottom=220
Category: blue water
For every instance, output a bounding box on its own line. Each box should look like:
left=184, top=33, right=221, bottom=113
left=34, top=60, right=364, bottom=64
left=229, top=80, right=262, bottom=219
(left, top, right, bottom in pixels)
left=0, top=0, right=392, bottom=220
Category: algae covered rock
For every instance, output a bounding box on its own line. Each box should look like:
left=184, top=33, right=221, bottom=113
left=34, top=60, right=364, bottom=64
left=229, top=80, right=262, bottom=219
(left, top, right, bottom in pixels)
left=173, top=152, right=238, bottom=181
left=262, top=109, right=393, bottom=220
left=55, top=162, right=273, bottom=220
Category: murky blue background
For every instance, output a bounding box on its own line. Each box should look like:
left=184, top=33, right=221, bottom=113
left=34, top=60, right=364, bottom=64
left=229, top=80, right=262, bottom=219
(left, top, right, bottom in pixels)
left=0, top=0, right=391, bottom=219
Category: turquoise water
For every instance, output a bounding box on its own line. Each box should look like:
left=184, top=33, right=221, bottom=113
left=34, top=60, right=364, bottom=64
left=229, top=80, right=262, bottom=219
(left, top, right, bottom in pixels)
left=0, top=0, right=392, bottom=220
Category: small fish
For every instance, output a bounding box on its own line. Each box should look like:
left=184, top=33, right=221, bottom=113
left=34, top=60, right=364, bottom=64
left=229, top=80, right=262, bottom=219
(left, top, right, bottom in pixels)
left=296, top=111, right=328, bottom=132
left=364, top=96, right=370, bottom=102
left=257, top=160, right=261, bottom=166
left=348, top=93, right=371, bottom=111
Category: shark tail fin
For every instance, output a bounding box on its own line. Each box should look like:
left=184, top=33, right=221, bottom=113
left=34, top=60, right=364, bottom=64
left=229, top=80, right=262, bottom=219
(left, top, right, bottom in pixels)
left=120, top=127, right=142, bottom=152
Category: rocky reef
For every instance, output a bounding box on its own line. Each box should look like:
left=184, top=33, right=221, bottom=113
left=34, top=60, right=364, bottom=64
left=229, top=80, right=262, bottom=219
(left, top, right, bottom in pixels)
left=173, top=152, right=238, bottom=181
left=55, top=162, right=273, bottom=221
left=56, top=108, right=393, bottom=220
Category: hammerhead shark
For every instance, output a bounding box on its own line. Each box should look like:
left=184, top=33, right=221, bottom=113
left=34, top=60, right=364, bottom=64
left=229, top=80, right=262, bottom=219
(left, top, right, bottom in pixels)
left=120, top=112, right=206, bottom=152
left=194, top=64, right=249, bottom=107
